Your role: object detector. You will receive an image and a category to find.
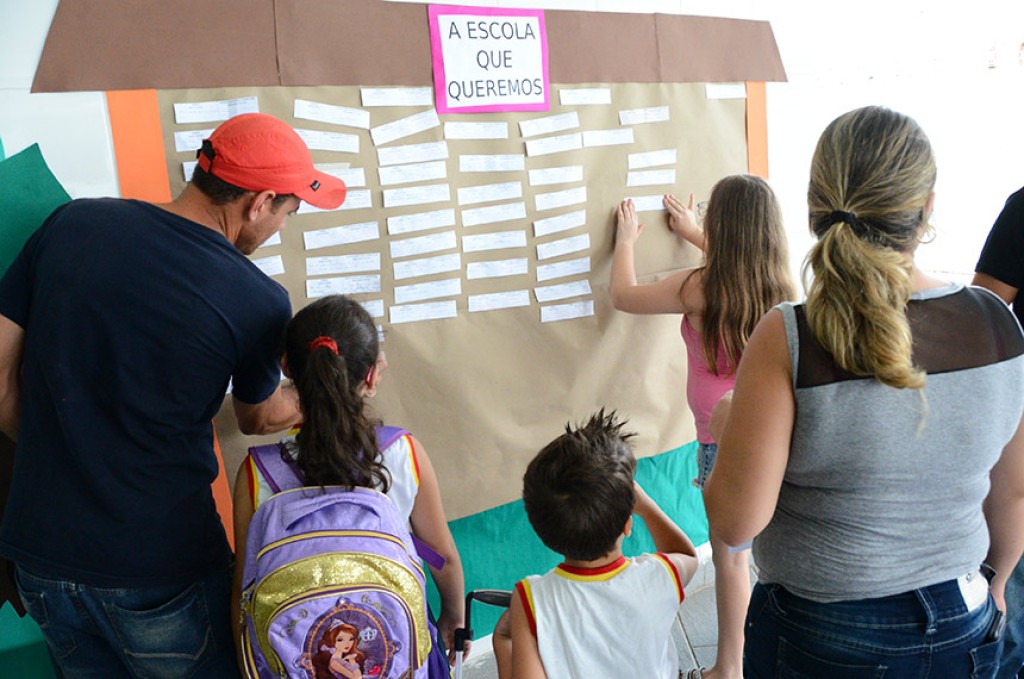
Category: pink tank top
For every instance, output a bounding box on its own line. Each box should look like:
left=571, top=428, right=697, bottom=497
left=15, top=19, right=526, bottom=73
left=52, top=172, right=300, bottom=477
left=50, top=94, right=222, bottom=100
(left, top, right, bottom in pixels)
left=680, top=315, right=737, bottom=444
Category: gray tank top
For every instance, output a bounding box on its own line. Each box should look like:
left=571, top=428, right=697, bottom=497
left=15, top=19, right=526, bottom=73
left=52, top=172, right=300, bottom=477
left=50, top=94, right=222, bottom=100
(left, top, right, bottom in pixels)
left=754, top=283, right=1024, bottom=602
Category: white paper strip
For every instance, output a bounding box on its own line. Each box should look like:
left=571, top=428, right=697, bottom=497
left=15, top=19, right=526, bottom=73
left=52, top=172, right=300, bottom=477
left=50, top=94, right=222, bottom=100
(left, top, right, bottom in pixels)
left=361, top=87, right=434, bottom=107
left=519, top=112, right=580, bottom=138
left=258, top=233, right=282, bottom=249
left=174, top=97, right=259, bottom=124
left=378, top=161, right=448, bottom=186
left=469, top=290, right=531, bottom=313
left=383, top=183, right=451, bottom=209
left=389, top=230, right=457, bottom=259
left=559, top=88, right=611, bottom=105
left=535, top=186, right=587, bottom=212
left=306, top=274, right=382, bottom=298
left=362, top=300, right=385, bottom=318
left=173, top=129, right=213, bottom=153
left=627, top=169, right=676, bottom=187
left=619, top=105, right=670, bottom=126
left=582, top=128, right=634, bottom=147
left=462, top=201, right=527, bottom=228
left=371, top=109, right=441, bottom=146
left=459, top=154, right=525, bottom=173
left=182, top=160, right=197, bottom=181
left=389, top=300, right=458, bottom=324
left=536, top=233, right=590, bottom=260
left=534, top=279, right=592, bottom=303
left=305, top=253, right=381, bottom=276
left=444, top=122, right=509, bottom=140
left=393, top=252, right=462, bottom=280
left=628, top=148, right=677, bottom=170
left=295, top=129, right=359, bottom=153
left=394, top=277, right=462, bottom=305
left=319, top=166, right=366, bottom=187
left=294, top=99, right=370, bottom=129
left=387, top=209, right=457, bottom=235
left=525, top=132, right=583, bottom=158
left=627, top=195, right=667, bottom=212
left=541, top=299, right=595, bottom=322
left=303, top=221, right=380, bottom=250
left=536, top=256, right=591, bottom=282
left=466, top=258, right=529, bottom=280
left=533, top=209, right=586, bottom=238
left=458, top=181, right=523, bottom=206
left=298, top=189, right=372, bottom=214
left=462, top=230, right=527, bottom=253
left=528, top=165, right=583, bottom=187
left=251, top=254, right=284, bottom=277
left=378, top=141, right=449, bottom=167
left=705, top=82, right=747, bottom=99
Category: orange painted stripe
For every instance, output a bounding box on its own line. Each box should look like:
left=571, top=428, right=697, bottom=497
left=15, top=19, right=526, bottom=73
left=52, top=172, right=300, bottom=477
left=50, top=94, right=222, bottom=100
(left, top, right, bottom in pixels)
left=653, top=552, right=685, bottom=603
left=745, top=81, right=769, bottom=179
left=105, top=90, right=172, bottom=202
left=515, top=579, right=537, bottom=638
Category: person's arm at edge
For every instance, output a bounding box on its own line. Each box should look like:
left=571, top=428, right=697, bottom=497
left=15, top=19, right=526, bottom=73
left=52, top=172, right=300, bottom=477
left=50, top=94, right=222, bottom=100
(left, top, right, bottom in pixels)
left=983, top=412, right=1024, bottom=611
left=232, top=381, right=300, bottom=435
left=493, top=609, right=513, bottom=679
left=508, top=588, right=548, bottom=679
left=973, top=272, right=1018, bottom=306
left=633, top=482, right=698, bottom=584
left=231, top=459, right=257, bottom=672
left=704, top=309, right=794, bottom=546
left=407, top=435, right=467, bottom=662
left=0, top=315, right=24, bottom=441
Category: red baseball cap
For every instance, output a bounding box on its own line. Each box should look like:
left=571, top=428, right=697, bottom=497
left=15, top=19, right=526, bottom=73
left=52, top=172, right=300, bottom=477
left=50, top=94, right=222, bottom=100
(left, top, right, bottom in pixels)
left=196, top=113, right=347, bottom=210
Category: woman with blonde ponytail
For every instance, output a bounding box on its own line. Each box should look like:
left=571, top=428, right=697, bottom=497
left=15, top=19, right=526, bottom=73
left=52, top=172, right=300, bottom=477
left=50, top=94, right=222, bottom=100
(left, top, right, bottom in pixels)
left=704, top=106, right=1024, bottom=677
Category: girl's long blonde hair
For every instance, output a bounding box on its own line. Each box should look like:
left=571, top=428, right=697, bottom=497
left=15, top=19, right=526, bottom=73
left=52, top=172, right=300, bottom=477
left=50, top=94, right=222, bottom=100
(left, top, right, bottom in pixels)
left=694, top=174, right=796, bottom=374
left=803, top=106, right=935, bottom=389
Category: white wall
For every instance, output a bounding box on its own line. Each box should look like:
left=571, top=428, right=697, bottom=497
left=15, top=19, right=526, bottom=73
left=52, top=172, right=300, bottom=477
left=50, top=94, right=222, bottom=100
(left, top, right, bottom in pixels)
left=2, top=0, right=1021, bottom=281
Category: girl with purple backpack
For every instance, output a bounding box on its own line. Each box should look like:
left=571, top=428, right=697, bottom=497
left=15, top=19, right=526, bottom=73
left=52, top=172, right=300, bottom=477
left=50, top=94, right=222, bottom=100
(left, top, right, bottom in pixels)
left=230, top=294, right=466, bottom=677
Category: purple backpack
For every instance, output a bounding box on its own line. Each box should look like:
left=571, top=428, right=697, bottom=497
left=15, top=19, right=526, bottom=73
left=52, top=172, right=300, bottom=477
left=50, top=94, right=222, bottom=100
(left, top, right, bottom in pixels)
left=239, top=426, right=445, bottom=679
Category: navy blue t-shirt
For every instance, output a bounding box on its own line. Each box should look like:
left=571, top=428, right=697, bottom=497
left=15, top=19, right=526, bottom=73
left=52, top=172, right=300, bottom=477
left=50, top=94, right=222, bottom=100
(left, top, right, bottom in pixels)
left=0, top=198, right=291, bottom=587
left=977, top=186, right=1024, bottom=326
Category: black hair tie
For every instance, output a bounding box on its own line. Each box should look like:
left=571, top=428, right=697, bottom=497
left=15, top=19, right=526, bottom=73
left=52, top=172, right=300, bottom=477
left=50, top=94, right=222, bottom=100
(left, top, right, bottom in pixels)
left=821, top=210, right=872, bottom=239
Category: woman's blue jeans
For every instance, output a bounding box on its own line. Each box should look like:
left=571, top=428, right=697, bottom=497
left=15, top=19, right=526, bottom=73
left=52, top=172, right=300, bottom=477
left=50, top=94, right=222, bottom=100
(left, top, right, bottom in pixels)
left=16, top=563, right=240, bottom=678
left=744, top=577, right=1004, bottom=678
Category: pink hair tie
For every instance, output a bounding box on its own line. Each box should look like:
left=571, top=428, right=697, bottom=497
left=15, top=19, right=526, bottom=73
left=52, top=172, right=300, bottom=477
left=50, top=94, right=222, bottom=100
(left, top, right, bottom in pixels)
left=308, top=336, right=338, bottom=355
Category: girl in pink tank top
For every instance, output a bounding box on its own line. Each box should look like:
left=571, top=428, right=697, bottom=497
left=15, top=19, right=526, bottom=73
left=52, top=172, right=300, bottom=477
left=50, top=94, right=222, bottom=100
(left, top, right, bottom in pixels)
left=610, top=175, right=795, bottom=679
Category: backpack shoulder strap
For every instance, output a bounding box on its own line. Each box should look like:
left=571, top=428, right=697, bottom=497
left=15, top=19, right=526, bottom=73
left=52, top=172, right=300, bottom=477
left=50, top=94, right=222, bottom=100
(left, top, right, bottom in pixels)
left=249, top=442, right=304, bottom=494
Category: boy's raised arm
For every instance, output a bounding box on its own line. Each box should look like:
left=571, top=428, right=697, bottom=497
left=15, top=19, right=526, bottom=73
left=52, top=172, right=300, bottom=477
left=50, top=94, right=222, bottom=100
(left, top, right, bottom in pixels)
left=633, top=481, right=699, bottom=583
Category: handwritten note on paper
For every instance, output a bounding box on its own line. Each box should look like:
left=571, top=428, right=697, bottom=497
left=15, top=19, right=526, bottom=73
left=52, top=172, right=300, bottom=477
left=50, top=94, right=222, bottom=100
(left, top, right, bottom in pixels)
left=525, top=132, right=582, bottom=158
left=534, top=279, right=591, bottom=303
left=174, top=97, right=258, bottom=124
left=462, top=230, right=527, bottom=253
left=536, top=233, right=590, bottom=261
left=371, top=109, right=442, bottom=147
left=387, top=208, right=457, bottom=235
left=541, top=299, right=595, bottom=323
left=389, top=300, right=458, bottom=324
left=294, top=99, right=370, bottom=129
left=582, top=128, right=634, bottom=148
left=378, top=141, right=449, bottom=167
left=519, top=111, right=579, bottom=138
left=444, top=121, right=509, bottom=140
left=182, top=161, right=197, bottom=181
left=536, top=255, right=591, bottom=282
left=361, top=87, right=434, bottom=107
left=295, top=129, right=359, bottom=154
left=319, top=166, right=366, bottom=187
left=458, top=181, right=523, bottom=206
left=252, top=254, right=284, bottom=277
left=306, top=274, right=382, bottom=299
left=619, top=105, right=670, bottom=126
left=459, top=154, right=525, bottom=173
left=394, top=277, right=462, bottom=305
left=535, top=186, right=587, bottom=212
left=462, top=201, right=527, bottom=228
left=362, top=299, right=385, bottom=318
left=528, top=165, right=583, bottom=187
left=533, top=209, right=586, bottom=238
left=303, top=221, right=381, bottom=251
left=306, top=253, right=381, bottom=276
left=379, top=161, right=448, bottom=187
left=173, top=129, right=213, bottom=153
left=258, top=233, right=282, bottom=249
left=559, top=88, right=610, bottom=105
left=628, top=148, right=677, bottom=170
left=468, top=290, right=531, bottom=313
left=627, top=169, right=676, bottom=187
left=393, top=252, right=462, bottom=280
left=627, top=195, right=667, bottom=213
left=298, top=189, right=372, bottom=214
left=467, top=257, right=529, bottom=279
left=389, top=230, right=458, bottom=260
left=383, top=183, right=451, bottom=209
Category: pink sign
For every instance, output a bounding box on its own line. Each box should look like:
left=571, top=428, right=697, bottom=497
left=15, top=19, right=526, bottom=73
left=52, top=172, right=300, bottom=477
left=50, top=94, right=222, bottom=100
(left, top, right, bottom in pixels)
left=428, top=5, right=550, bottom=114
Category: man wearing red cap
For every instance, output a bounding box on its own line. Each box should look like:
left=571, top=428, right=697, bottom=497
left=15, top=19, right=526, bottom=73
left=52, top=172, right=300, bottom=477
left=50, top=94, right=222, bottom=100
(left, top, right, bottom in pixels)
left=0, top=113, right=345, bottom=677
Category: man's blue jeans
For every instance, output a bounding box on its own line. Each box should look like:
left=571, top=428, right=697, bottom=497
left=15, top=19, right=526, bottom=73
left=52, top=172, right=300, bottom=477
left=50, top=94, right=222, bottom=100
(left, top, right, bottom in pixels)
left=16, top=563, right=240, bottom=678
left=744, top=578, right=1003, bottom=678
left=998, top=554, right=1024, bottom=678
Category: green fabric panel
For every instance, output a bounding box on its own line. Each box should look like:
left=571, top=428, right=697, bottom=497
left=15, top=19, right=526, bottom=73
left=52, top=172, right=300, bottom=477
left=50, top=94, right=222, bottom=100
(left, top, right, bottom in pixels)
left=0, top=144, right=72, bottom=275
left=0, top=602, right=56, bottom=678
left=427, top=441, right=705, bottom=640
